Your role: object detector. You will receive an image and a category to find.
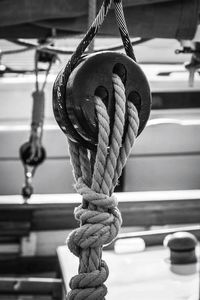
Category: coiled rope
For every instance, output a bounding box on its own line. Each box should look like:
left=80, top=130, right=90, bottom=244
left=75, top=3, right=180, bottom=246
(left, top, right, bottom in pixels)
left=67, top=73, right=139, bottom=299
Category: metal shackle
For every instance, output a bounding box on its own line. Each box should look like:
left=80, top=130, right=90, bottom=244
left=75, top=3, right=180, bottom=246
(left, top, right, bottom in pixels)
left=53, top=51, right=151, bottom=150
left=21, top=185, right=34, bottom=200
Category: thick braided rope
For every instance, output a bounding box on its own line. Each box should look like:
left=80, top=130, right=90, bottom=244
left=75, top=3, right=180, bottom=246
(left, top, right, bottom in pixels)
left=100, top=73, right=126, bottom=196
left=67, top=74, right=139, bottom=300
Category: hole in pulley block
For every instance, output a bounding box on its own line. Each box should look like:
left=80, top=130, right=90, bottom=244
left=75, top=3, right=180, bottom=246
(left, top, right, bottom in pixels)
left=113, top=63, right=127, bottom=84
left=128, top=91, right=141, bottom=114
left=95, top=86, right=109, bottom=108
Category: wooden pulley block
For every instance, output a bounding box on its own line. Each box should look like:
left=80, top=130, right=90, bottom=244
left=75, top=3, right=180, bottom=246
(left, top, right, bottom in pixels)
left=53, top=51, right=151, bottom=150
left=19, top=142, right=46, bottom=166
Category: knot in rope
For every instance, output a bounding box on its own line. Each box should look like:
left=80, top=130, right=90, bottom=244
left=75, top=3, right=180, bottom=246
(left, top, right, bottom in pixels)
left=67, top=73, right=139, bottom=299
left=67, top=259, right=109, bottom=300
left=68, top=178, right=122, bottom=257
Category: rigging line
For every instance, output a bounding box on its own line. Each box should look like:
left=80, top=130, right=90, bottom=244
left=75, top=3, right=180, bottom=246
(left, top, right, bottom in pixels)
left=34, top=51, right=39, bottom=92
left=7, top=38, right=150, bottom=56
left=7, top=1, right=138, bottom=63
left=41, top=59, right=53, bottom=91
left=7, top=39, right=51, bottom=51
left=0, top=46, right=34, bottom=57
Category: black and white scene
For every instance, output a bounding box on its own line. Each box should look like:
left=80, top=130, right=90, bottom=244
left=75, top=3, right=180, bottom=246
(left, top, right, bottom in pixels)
left=0, top=1, right=200, bottom=299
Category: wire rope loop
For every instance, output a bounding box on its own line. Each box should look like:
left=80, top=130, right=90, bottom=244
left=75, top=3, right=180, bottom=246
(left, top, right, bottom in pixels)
left=53, top=0, right=139, bottom=145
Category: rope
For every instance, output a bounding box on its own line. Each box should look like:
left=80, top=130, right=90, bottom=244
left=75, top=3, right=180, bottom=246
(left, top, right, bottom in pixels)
left=20, top=50, right=54, bottom=200
left=29, top=51, right=53, bottom=162
left=67, top=73, right=139, bottom=299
